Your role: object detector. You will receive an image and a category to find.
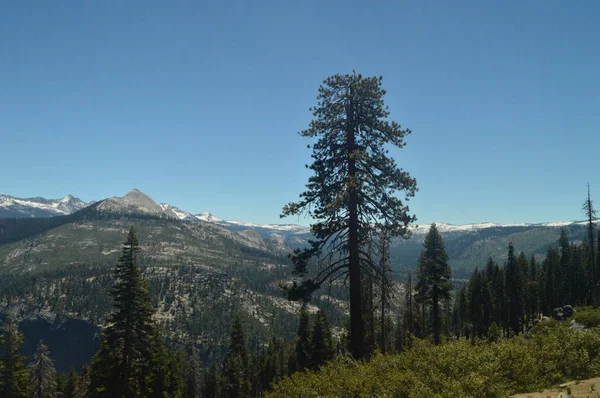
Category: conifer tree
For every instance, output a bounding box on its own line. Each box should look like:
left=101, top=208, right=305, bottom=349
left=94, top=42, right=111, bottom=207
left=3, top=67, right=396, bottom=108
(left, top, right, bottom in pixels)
left=145, top=331, right=184, bottom=398
left=64, top=367, right=78, bottom=398
left=29, top=340, right=58, bottom=398
left=257, top=337, right=284, bottom=393
left=203, top=362, right=219, bottom=398
left=505, top=243, right=524, bottom=335
left=527, top=255, right=540, bottom=318
left=76, top=365, right=90, bottom=398
left=468, top=269, right=484, bottom=338
left=282, top=72, right=417, bottom=358
left=542, top=247, right=560, bottom=312
left=89, top=226, right=156, bottom=397
left=183, top=341, right=202, bottom=398
left=456, top=286, right=468, bottom=338
left=415, top=223, right=452, bottom=344
left=310, top=310, right=334, bottom=369
left=582, top=183, right=600, bottom=306
left=0, top=317, right=29, bottom=398
left=403, top=271, right=416, bottom=337
left=294, top=307, right=311, bottom=372
left=222, top=314, right=250, bottom=398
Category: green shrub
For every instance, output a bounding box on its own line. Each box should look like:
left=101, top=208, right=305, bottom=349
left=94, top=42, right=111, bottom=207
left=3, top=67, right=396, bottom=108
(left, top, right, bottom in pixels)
left=573, top=308, right=600, bottom=327
left=267, top=325, right=600, bottom=398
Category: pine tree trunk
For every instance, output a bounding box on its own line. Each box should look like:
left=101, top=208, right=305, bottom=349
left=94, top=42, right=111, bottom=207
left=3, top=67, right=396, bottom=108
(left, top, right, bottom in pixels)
left=380, top=232, right=387, bottom=354
left=347, top=93, right=364, bottom=359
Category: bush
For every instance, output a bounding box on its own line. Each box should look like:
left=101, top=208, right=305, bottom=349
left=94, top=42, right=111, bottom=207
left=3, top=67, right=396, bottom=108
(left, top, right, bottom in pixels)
left=267, top=325, right=600, bottom=398
left=574, top=308, right=600, bottom=327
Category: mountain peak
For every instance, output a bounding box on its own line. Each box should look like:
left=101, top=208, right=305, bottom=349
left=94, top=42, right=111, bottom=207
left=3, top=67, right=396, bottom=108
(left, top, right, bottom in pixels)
left=121, top=189, right=162, bottom=212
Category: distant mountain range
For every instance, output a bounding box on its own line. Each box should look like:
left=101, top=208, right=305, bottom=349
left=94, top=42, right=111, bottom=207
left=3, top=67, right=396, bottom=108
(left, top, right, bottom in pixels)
left=1, top=189, right=598, bottom=275
left=0, top=189, right=310, bottom=232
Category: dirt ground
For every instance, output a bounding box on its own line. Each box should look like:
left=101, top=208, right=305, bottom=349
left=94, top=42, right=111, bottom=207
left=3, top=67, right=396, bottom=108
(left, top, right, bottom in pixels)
left=511, top=377, right=600, bottom=397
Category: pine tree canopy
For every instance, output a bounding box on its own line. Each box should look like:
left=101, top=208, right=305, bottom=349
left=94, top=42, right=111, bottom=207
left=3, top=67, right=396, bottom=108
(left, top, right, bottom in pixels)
left=29, top=340, right=58, bottom=398
left=415, top=223, right=452, bottom=345
left=0, top=317, right=29, bottom=398
left=282, top=72, right=417, bottom=358
left=89, top=226, right=156, bottom=398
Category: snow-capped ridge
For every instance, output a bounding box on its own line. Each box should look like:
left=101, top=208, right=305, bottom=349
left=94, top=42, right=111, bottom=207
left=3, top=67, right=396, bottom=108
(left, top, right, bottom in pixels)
left=0, top=194, right=88, bottom=218
left=411, top=220, right=599, bottom=234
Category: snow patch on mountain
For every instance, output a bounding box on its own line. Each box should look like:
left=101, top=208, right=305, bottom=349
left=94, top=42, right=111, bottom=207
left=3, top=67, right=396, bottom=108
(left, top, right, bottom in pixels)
left=159, top=203, right=197, bottom=221
left=195, top=212, right=224, bottom=223
left=0, top=194, right=88, bottom=218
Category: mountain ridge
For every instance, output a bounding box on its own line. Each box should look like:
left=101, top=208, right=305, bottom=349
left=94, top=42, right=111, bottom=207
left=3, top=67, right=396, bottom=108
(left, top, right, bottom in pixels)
left=2, top=188, right=595, bottom=233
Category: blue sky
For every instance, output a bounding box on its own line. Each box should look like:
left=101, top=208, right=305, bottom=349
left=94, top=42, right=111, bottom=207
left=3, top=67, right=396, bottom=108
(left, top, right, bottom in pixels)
left=1, top=0, right=598, bottom=225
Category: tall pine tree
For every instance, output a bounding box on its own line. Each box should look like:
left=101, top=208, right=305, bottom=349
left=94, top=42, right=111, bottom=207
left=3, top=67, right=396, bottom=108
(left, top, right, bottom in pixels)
left=89, top=226, right=156, bottom=398
left=294, top=306, right=311, bottom=372
left=282, top=72, right=417, bottom=358
left=183, top=340, right=202, bottom=398
left=310, top=310, right=334, bottom=369
left=415, top=223, right=452, bottom=344
left=29, top=340, right=58, bottom=398
left=222, top=314, right=250, bottom=398
left=0, top=317, right=29, bottom=398
left=583, top=183, right=597, bottom=304
left=506, top=242, right=524, bottom=335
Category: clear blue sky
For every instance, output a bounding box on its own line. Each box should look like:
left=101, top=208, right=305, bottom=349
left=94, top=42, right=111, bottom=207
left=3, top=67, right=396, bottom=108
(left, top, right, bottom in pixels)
left=1, top=0, right=598, bottom=225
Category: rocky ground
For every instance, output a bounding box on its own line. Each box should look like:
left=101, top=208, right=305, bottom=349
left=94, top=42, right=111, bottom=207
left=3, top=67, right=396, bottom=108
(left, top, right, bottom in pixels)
left=512, top=377, right=600, bottom=398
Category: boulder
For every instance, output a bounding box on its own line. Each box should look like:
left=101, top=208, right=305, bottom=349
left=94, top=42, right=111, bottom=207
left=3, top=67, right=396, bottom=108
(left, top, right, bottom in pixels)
left=553, top=307, right=564, bottom=320
left=562, top=305, right=574, bottom=318
left=570, top=319, right=585, bottom=330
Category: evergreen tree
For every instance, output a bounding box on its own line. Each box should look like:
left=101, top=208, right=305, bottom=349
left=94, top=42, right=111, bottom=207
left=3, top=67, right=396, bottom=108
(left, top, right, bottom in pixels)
left=456, top=286, right=468, bottom=338
left=517, top=252, right=530, bottom=326
left=76, top=366, right=90, bottom=398
left=256, top=337, right=284, bottom=394
left=29, top=340, right=58, bottom=398
left=0, top=317, right=29, bottom=398
left=527, top=255, right=540, bottom=318
left=282, top=72, right=417, bottom=359
left=64, top=367, right=78, bottom=398
left=583, top=183, right=597, bottom=303
left=415, top=223, right=452, bottom=344
left=403, top=271, right=417, bottom=337
left=506, top=242, right=524, bottom=335
left=558, top=231, right=570, bottom=302
left=310, top=310, right=334, bottom=369
left=222, top=314, right=250, bottom=398
left=145, top=331, right=184, bottom=398
left=294, top=307, right=311, bottom=372
left=183, top=341, right=202, bottom=398
left=203, top=363, right=219, bottom=398
left=468, top=269, right=484, bottom=338
left=542, top=247, right=560, bottom=312
left=89, top=226, right=156, bottom=397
